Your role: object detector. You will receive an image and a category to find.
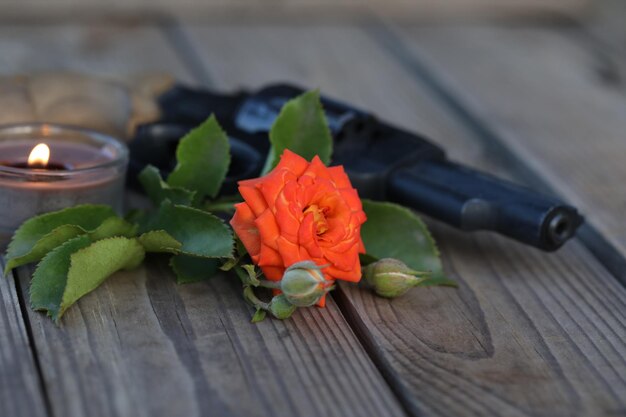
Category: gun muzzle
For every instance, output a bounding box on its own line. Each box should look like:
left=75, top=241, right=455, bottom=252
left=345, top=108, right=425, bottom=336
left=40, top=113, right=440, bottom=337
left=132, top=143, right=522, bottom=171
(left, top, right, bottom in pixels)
left=387, top=160, right=583, bottom=251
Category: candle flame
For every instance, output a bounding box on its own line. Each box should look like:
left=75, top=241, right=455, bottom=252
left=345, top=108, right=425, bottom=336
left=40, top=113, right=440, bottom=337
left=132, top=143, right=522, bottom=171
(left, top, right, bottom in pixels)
left=27, top=143, right=50, bottom=167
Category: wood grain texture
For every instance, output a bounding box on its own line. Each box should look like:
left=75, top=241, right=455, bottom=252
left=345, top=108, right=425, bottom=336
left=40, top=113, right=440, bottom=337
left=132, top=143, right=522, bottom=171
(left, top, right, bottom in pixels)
left=183, top=24, right=626, bottom=416
left=5, top=23, right=406, bottom=417
left=16, top=260, right=404, bottom=417
left=338, top=227, right=626, bottom=417
left=0, top=258, right=49, bottom=417
left=389, top=24, right=626, bottom=280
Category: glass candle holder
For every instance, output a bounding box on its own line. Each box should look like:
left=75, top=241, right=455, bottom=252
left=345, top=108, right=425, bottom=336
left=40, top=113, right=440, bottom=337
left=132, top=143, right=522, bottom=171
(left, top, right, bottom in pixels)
left=0, top=123, right=128, bottom=247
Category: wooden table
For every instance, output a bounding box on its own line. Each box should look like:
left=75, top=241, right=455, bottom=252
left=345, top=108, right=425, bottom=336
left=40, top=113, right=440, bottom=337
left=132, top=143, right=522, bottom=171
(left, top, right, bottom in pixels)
left=1, top=9, right=626, bottom=417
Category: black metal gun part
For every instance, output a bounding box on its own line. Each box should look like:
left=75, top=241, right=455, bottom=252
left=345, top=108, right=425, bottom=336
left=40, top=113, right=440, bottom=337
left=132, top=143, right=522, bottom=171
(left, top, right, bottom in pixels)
left=129, top=84, right=583, bottom=251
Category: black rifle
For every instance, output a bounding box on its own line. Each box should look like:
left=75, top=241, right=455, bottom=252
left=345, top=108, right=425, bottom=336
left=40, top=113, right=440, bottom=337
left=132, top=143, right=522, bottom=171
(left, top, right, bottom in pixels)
left=129, top=84, right=583, bottom=251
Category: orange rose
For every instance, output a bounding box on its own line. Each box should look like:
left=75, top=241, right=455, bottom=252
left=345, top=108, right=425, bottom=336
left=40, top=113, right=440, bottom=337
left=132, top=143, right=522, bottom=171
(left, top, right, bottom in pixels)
left=230, top=150, right=367, bottom=307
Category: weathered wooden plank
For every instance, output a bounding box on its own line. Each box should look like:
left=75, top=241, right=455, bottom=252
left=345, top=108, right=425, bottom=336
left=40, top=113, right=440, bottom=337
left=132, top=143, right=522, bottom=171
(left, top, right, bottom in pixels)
left=16, top=260, right=404, bottom=417
left=183, top=24, right=626, bottom=416
left=0, top=258, right=49, bottom=417
left=4, top=23, right=406, bottom=417
left=338, top=226, right=626, bottom=417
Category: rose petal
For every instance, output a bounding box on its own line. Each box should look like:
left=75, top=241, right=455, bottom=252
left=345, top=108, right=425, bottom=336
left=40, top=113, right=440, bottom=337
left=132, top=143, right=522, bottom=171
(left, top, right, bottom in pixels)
left=276, top=235, right=304, bottom=267
left=317, top=293, right=327, bottom=307
left=261, top=265, right=284, bottom=281
left=302, top=156, right=333, bottom=181
left=339, top=187, right=363, bottom=212
left=255, top=209, right=281, bottom=250
left=325, top=261, right=361, bottom=282
left=259, top=169, right=296, bottom=213
left=298, top=212, right=324, bottom=258
left=238, top=182, right=268, bottom=217
left=324, top=241, right=360, bottom=271
left=327, top=165, right=352, bottom=188
left=257, top=243, right=283, bottom=267
left=230, top=202, right=261, bottom=261
left=274, top=181, right=302, bottom=240
left=358, top=236, right=366, bottom=253
left=300, top=178, right=335, bottom=207
left=274, top=149, right=309, bottom=176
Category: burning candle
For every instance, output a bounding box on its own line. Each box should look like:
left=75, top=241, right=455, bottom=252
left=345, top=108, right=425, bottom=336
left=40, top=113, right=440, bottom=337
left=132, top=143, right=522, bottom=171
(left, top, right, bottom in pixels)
left=28, top=144, right=50, bottom=166
left=0, top=124, right=128, bottom=247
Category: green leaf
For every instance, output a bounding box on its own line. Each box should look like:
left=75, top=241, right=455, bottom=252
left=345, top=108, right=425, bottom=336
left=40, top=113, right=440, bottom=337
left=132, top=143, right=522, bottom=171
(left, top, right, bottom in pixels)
left=143, top=200, right=234, bottom=259
left=5, top=225, right=85, bottom=275
left=89, top=217, right=138, bottom=241
left=361, top=199, right=450, bottom=283
left=30, top=236, right=92, bottom=318
left=5, top=205, right=117, bottom=274
left=5, top=215, right=137, bottom=274
left=138, top=165, right=196, bottom=206
left=167, top=115, right=230, bottom=199
left=235, top=236, right=247, bottom=258
left=170, top=255, right=220, bottom=284
left=61, top=238, right=145, bottom=319
left=30, top=236, right=145, bottom=322
left=234, top=264, right=260, bottom=287
left=219, top=257, right=238, bottom=272
left=262, top=90, right=332, bottom=174
left=251, top=308, right=267, bottom=323
left=138, top=230, right=182, bottom=254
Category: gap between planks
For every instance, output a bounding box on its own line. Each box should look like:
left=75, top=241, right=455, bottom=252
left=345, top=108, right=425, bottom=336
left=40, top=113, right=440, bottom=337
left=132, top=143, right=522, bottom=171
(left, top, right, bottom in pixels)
left=0, top=258, right=50, bottom=417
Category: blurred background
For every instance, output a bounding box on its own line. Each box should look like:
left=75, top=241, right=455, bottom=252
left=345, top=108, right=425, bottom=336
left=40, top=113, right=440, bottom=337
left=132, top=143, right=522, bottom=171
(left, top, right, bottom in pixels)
left=0, top=0, right=609, bottom=20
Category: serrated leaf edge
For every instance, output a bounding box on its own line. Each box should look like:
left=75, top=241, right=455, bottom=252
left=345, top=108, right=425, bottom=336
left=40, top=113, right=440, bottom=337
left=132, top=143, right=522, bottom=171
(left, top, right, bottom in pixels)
left=263, top=90, right=333, bottom=174
left=57, top=236, right=146, bottom=322
left=170, top=203, right=236, bottom=259
left=138, top=165, right=196, bottom=205
left=138, top=230, right=182, bottom=254
left=5, top=204, right=115, bottom=259
left=167, top=115, right=231, bottom=199
left=4, top=224, right=86, bottom=275
left=28, top=235, right=92, bottom=319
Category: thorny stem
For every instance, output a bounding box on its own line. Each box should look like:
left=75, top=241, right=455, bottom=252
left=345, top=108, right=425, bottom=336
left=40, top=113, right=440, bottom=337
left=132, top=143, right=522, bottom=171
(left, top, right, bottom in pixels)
left=235, top=265, right=271, bottom=311
left=243, top=286, right=270, bottom=311
left=257, top=280, right=280, bottom=289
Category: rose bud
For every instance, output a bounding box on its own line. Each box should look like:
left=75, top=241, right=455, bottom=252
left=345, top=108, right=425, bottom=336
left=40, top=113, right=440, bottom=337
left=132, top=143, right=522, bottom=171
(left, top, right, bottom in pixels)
left=363, top=258, right=430, bottom=298
left=280, top=261, right=333, bottom=307
left=268, top=294, right=297, bottom=319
